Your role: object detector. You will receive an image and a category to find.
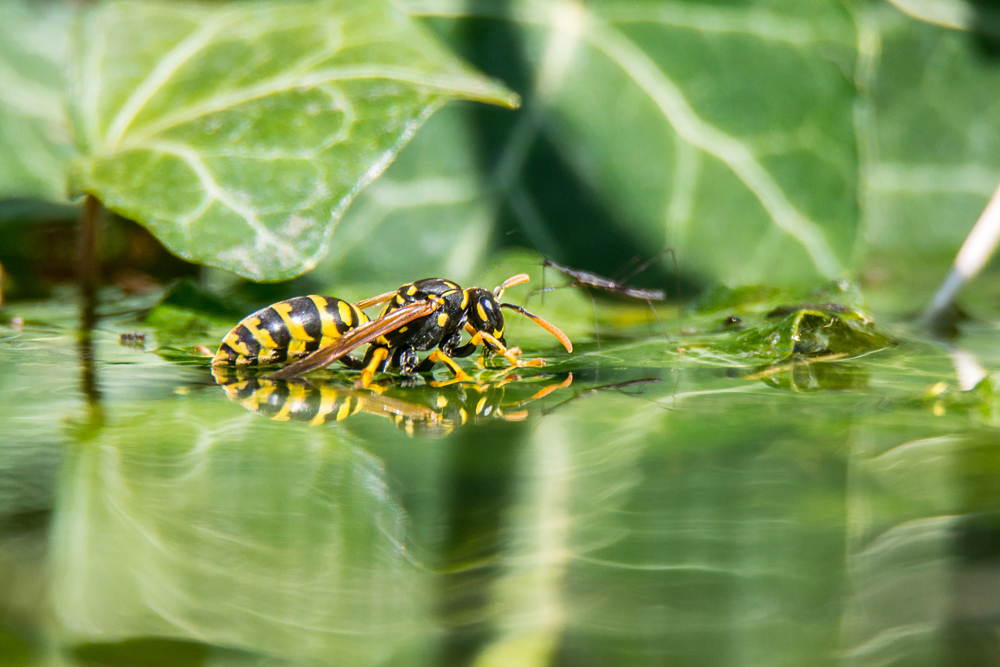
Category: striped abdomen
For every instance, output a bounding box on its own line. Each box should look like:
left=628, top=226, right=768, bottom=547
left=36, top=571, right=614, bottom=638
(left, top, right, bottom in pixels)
left=212, top=295, right=369, bottom=366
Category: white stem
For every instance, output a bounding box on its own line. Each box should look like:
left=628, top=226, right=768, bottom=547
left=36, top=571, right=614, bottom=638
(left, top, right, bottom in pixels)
left=922, top=180, right=1000, bottom=323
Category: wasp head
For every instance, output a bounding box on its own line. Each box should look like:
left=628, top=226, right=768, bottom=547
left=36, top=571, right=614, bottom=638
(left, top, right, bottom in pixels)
left=466, top=288, right=507, bottom=348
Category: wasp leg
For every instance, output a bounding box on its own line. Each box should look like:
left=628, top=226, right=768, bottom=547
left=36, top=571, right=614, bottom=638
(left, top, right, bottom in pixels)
left=449, top=341, right=479, bottom=358
left=440, top=332, right=477, bottom=359
left=358, top=346, right=390, bottom=388
left=339, top=354, right=364, bottom=370
left=468, top=331, right=545, bottom=368
left=423, top=350, right=474, bottom=386
left=396, top=347, right=420, bottom=374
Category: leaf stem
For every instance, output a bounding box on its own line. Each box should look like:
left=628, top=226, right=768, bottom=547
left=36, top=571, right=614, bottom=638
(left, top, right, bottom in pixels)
left=78, top=193, right=102, bottom=326
left=78, top=194, right=103, bottom=415
left=921, top=181, right=1000, bottom=333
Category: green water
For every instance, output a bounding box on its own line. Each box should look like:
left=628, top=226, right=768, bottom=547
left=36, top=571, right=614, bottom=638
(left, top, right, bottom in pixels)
left=2, top=292, right=1000, bottom=667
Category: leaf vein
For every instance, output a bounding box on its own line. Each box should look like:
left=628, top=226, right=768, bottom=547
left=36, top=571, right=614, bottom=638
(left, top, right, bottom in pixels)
left=588, top=21, right=843, bottom=277
left=145, top=140, right=298, bottom=258
left=104, top=15, right=237, bottom=149
left=117, top=66, right=493, bottom=148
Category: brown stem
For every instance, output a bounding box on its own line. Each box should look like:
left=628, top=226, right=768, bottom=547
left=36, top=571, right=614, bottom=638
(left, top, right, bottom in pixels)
left=78, top=194, right=103, bottom=413
left=78, top=193, right=101, bottom=329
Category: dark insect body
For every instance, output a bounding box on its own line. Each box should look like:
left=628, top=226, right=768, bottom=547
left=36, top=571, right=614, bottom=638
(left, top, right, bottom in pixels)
left=541, top=258, right=666, bottom=301
left=119, top=331, right=147, bottom=348
left=534, top=251, right=675, bottom=347
left=213, top=275, right=572, bottom=388
left=212, top=295, right=370, bottom=367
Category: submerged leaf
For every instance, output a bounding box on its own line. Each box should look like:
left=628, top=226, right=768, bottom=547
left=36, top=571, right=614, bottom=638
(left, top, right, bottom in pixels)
left=69, top=0, right=519, bottom=281
left=731, top=307, right=894, bottom=361
left=684, top=281, right=896, bottom=366
left=0, top=0, right=75, bottom=202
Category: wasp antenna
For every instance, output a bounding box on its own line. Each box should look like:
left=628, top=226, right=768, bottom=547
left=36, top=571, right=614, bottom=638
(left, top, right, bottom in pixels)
left=494, top=273, right=530, bottom=299
left=500, top=302, right=573, bottom=353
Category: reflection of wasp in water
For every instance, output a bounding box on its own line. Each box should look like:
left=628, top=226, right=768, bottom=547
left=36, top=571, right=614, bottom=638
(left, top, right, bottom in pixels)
left=212, top=275, right=572, bottom=388
left=212, top=367, right=574, bottom=438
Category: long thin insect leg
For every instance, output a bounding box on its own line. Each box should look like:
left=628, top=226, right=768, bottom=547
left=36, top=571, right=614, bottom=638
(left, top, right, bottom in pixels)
left=646, top=297, right=668, bottom=340
left=612, top=255, right=641, bottom=282
left=541, top=260, right=546, bottom=307
left=618, top=249, right=668, bottom=287
left=529, top=284, right=575, bottom=298
left=582, top=284, right=599, bottom=350
left=666, top=247, right=680, bottom=301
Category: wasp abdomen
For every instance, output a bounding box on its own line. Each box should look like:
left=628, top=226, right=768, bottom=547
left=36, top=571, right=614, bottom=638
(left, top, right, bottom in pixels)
left=213, top=295, right=369, bottom=366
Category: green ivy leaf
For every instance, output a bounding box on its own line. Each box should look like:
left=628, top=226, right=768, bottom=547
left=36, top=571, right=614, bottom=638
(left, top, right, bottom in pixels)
left=0, top=0, right=75, bottom=202
left=69, top=0, right=519, bottom=281
left=857, top=2, right=1000, bottom=298
left=405, top=0, right=859, bottom=285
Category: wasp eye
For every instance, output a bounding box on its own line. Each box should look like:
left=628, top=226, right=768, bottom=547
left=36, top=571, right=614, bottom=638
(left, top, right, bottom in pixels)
left=475, top=301, right=489, bottom=324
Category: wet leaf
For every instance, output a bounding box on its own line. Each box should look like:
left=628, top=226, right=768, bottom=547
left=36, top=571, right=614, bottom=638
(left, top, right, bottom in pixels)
left=0, top=0, right=75, bottom=202
left=68, top=0, right=519, bottom=281
left=312, top=104, right=498, bottom=291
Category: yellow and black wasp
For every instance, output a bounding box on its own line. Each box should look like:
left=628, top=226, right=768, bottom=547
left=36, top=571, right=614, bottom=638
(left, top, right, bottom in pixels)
left=212, top=274, right=572, bottom=387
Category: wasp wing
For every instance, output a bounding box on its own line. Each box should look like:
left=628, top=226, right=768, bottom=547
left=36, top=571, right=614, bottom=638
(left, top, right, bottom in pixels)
left=269, top=300, right=436, bottom=379
left=353, top=290, right=398, bottom=310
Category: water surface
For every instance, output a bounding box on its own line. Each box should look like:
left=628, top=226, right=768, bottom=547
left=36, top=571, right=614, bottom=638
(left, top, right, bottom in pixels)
left=1, top=296, right=999, bottom=667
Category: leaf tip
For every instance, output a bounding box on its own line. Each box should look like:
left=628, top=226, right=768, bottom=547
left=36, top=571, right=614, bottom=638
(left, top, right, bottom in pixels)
left=497, top=90, right=522, bottom=110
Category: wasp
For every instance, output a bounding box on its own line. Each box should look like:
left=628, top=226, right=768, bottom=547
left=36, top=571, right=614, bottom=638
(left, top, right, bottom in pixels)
left=212, top=275, right=572, bottom=388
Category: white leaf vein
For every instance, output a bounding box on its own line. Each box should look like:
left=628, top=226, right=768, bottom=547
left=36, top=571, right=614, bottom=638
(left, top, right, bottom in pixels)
left=145, top=140, right=297, bottom=257
left=117, top=66, right=496, bottom=149
left=587, top=21, right=843, bottom=278
left=104, top=15, right=236, bottom=149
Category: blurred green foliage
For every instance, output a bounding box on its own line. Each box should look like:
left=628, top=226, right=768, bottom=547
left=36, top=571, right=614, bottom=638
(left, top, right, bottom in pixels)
left=1, top=0, right=999, bottom=296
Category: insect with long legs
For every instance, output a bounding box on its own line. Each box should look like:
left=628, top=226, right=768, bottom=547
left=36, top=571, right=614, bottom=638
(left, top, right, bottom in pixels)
left=533, top=249, right=677, bottom=346
left=212, top=275, right=573, bottom=388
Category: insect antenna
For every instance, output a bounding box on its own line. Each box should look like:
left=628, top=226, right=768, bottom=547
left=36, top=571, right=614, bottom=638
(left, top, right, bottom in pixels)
left=493, top=273, right=530, bottom=299
left=499, top=302, right=573, bottom=353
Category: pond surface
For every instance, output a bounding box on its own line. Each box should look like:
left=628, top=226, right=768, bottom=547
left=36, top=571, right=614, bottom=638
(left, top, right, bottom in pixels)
left=1, top=292, right=1000, bottom=667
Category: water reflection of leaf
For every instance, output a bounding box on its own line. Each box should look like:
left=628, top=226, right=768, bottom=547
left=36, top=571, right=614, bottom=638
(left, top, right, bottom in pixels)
left=845, top=407, right=1000, bottom=665
left=51, top=399, right=432, bottom=664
